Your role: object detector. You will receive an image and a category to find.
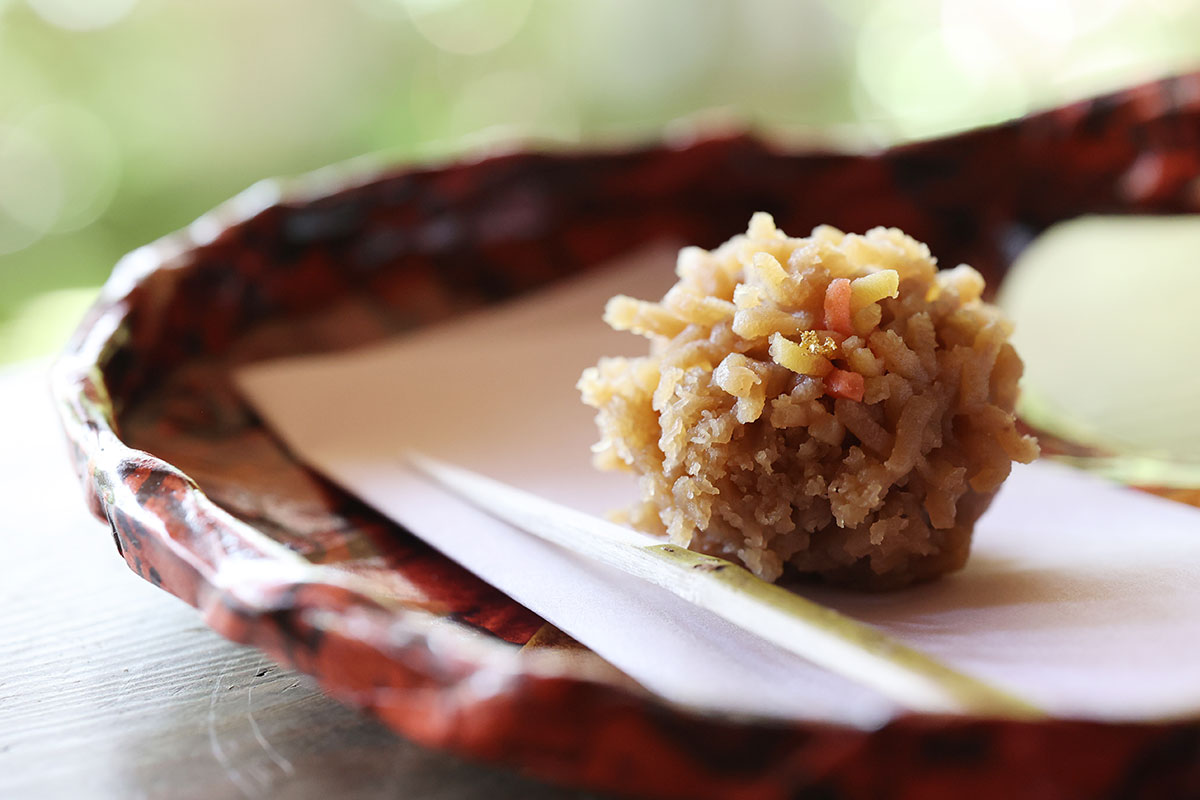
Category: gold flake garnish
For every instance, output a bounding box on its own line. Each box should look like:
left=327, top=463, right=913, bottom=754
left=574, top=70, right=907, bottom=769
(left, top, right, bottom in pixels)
left=798, top=330, right=839, bottom=357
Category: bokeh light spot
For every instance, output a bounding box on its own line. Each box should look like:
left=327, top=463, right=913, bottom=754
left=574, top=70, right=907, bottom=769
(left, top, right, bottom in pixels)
left=567, top=0, right=721, bottom=114
left=401, top=0, right=532, bottom=55
left=855, top=0, right=1032, bottom=138
left=856, top=9, right=972, bottom=136
left=0, top=124, right=63, bottom=255
left=25, top=0, right=138, bottom=31
left=24, top=105, right=121, bottom=234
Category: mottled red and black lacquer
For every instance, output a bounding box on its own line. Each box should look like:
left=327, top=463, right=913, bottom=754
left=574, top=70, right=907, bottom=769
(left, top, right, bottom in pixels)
left=53, top=73, right=1200, bottom=799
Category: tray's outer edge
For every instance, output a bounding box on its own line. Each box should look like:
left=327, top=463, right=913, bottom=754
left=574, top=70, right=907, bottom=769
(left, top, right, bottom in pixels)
left=51, top=73, right=1200, bottom=799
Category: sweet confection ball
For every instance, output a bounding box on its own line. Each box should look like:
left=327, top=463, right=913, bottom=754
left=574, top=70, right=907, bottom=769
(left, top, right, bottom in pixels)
left=579, top=214, right=1039, bottom=589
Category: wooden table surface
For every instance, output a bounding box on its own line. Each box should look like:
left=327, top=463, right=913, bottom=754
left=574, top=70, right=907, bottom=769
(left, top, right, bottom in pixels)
left=0, top=361, right=603, bottom=800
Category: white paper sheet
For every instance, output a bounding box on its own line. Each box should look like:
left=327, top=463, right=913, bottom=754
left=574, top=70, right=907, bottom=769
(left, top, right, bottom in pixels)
left=237, top=244, right=1200, bottom=726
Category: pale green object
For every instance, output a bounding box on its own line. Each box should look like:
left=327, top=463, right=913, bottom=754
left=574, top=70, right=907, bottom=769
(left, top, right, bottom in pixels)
left=408, top=452, right=1044, bottom=720
left=999, top=215, right=1200, bottom=484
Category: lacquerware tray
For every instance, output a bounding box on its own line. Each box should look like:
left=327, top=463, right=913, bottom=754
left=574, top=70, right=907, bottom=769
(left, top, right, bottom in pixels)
left=53, top=74, right=1200, bottom=799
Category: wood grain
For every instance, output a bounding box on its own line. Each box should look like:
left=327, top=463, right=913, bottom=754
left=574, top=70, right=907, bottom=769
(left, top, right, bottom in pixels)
left=0, top=362, right=607, bottom=800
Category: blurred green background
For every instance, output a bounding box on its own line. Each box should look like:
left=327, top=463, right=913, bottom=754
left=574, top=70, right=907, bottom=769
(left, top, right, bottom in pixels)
left=2, top=0, right=1200, bottom=366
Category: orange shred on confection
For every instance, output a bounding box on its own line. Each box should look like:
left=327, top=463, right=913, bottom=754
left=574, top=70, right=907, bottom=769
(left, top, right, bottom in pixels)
left=824, top=278, right=853, bottom=335
left=826, top=368, right=865, bottom=401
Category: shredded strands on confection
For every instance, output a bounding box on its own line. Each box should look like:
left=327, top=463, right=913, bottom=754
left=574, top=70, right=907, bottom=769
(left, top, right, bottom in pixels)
left=578, top=214, right=1039, bottom=589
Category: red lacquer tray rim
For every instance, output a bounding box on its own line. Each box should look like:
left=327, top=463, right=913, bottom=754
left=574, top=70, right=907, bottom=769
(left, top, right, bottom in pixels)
left=50, top=73, right=1200, bottom=799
